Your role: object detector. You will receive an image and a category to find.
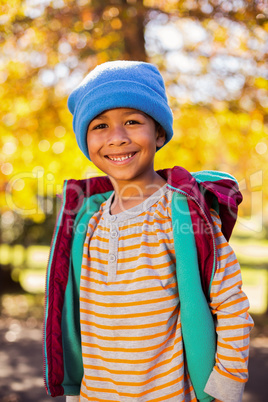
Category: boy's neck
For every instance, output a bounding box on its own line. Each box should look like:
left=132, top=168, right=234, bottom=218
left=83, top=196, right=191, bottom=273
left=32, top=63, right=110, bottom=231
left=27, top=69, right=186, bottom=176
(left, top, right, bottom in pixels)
left=109, top=172, right=167, bottom=215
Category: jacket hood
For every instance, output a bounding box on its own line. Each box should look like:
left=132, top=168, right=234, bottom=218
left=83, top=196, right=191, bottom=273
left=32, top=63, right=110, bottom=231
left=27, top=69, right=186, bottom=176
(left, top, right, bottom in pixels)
left=160, top=167, right=242, bottom=241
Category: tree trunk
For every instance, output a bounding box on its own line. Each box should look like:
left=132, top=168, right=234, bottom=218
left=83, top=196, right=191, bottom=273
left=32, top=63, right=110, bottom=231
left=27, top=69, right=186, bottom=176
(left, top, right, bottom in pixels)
left=121, top=0, right=147, bottom=61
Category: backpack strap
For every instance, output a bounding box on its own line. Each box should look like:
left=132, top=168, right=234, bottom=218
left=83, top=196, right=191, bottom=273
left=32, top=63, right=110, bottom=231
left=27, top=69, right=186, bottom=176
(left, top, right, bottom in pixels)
left=61, top=191, right=113, bottom=395
left=171, top=192, right=216, bottom=402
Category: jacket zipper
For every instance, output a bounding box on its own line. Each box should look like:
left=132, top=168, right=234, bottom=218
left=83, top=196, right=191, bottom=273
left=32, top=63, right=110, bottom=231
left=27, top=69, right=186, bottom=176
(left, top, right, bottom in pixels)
left=42, top=180, right=67, bottom=394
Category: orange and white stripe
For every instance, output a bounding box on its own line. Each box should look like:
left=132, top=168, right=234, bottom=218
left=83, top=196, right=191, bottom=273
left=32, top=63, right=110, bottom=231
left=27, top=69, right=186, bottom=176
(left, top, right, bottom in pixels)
left=205, top=210, right=253, bottom=398
left=77, top=188, right=252, bottom=402
left=79, top=185, right=195, bottom=401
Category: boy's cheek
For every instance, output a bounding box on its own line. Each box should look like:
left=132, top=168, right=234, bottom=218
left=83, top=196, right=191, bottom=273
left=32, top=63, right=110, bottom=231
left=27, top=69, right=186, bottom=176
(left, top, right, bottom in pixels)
left=86, top=137, right=98, bottom=156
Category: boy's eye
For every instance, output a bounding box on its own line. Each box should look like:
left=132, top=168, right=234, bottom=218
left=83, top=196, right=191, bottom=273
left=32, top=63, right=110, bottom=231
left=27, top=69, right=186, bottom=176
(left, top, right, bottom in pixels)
left=92, top=123, right=108, bottom=130
left=126, top=120, right=140, bottom=125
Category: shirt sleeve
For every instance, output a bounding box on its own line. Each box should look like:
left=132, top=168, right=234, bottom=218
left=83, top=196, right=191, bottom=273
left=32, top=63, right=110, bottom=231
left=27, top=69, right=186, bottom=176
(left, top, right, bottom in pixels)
left=204, top=209, right=254, bottom=402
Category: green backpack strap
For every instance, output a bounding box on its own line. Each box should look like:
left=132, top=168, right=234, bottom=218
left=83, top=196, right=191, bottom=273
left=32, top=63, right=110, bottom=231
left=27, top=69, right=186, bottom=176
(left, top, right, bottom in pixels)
left=61, top=191, right=113, bottom=395
left=171, top=192, right=216, bottom=402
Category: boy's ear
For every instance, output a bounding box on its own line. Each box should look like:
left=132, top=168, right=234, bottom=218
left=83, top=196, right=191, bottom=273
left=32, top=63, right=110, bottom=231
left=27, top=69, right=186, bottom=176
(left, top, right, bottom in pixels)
left=156, top=125, right=166, bottom=149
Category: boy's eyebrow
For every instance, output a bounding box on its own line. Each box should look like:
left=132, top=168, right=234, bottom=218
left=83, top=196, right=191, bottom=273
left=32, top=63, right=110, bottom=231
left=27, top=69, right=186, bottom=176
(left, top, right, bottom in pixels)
left=121, top=110, right=146, bottom=117
left=91, top=114, right=106, bottom=121
left=92, top=109, right=146, bottom=121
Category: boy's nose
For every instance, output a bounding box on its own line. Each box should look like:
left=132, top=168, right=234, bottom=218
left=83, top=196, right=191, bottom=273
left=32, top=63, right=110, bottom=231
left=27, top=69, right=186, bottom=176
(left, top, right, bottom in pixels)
left=107, top=126, right=131, bottom=147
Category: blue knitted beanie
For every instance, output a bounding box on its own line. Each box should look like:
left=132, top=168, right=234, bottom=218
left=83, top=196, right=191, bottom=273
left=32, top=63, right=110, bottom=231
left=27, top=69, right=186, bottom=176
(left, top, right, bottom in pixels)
left=67, top=60, right=173, bottom=160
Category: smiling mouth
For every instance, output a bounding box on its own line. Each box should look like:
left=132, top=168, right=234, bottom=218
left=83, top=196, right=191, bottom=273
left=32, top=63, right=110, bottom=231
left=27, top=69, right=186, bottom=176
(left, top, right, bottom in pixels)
left=105, top=152, right=136, bottom=161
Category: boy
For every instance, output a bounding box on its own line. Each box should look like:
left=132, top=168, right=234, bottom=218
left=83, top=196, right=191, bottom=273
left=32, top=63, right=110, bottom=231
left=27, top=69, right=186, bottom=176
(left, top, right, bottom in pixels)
left=43, top=61, right=253, bottom=402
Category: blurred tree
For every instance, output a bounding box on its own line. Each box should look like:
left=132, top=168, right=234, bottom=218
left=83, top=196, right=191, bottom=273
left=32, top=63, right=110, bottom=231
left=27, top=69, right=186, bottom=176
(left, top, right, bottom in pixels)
left=0, top=0, right=267, bottom=227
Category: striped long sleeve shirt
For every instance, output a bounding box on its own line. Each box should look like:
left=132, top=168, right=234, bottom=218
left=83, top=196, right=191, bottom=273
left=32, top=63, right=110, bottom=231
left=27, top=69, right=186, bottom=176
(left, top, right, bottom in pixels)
left=72, top=184, right=253, bottom=402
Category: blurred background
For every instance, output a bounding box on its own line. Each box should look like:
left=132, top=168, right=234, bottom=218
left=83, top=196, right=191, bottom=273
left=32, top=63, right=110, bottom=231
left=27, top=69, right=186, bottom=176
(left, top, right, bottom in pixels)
left=0, top=0, right=267, bottom=401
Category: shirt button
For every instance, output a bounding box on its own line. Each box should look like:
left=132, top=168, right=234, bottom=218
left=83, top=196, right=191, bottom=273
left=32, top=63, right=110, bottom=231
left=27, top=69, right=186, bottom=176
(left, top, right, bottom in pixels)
left=110, top=215, right=116, bottom=222
left=109, top=254, right=116, bottom=263
left=110, top=230, right=119, bottom=238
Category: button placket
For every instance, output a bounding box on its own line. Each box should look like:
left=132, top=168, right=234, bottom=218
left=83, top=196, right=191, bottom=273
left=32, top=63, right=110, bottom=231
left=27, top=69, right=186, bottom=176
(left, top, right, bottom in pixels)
left=110, top=229, right=119, bottom=239
left=109, top=254, right=116, bottom=263
left=108, top=219, right=119, bottom=282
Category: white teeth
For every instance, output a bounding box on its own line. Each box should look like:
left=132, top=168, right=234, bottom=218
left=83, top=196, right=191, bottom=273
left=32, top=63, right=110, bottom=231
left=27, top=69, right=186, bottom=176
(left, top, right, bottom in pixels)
left=109, top=153, right=134, bottom=161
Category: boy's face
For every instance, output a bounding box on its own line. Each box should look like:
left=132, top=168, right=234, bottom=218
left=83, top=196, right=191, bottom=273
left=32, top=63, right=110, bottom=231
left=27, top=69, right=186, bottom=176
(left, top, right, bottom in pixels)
left=87, top=108, right=165, bottom=187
